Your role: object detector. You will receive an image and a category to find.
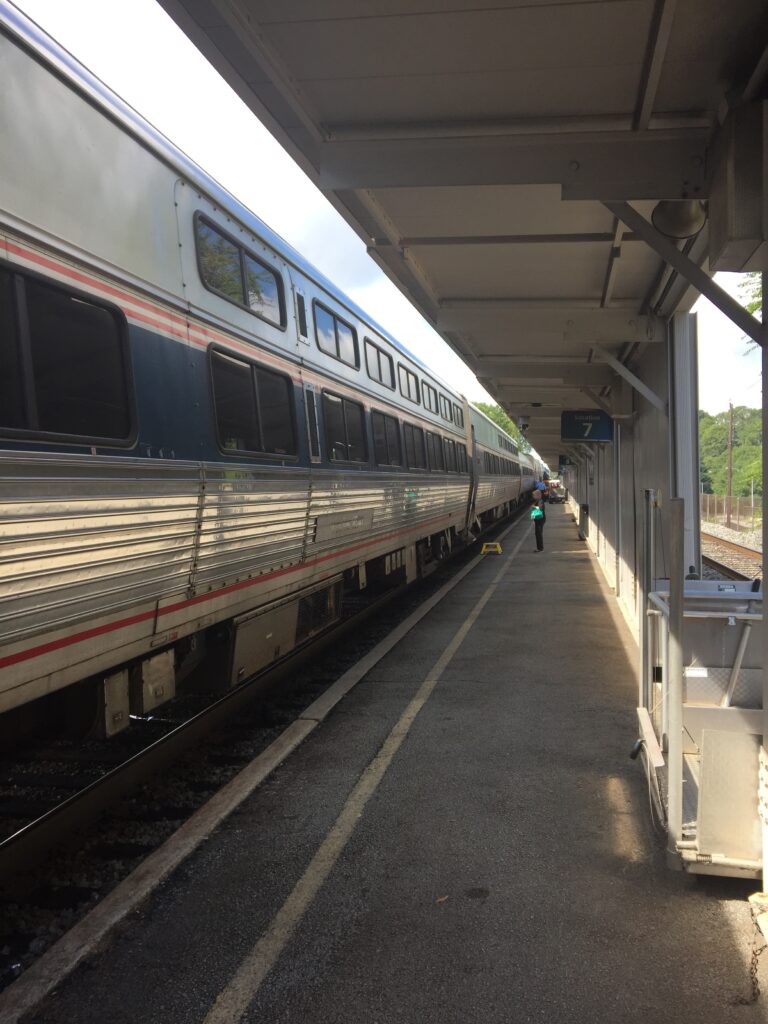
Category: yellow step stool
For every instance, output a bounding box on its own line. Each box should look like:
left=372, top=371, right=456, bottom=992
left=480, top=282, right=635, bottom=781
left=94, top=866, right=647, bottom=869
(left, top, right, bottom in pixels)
left=480, top=542, right=502, bottom=555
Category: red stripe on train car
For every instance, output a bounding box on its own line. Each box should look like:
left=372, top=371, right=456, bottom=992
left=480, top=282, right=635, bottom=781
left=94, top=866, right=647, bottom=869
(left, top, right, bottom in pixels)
left=0, top=512, right=455, bottom=670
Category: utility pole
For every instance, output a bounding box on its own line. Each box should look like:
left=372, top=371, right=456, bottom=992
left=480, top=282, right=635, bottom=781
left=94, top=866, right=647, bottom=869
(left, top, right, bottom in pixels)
left=726, top=401, right=733, bottom=529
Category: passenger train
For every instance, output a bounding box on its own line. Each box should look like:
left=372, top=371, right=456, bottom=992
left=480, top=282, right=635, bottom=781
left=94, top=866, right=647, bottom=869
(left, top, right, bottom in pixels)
left=0, top=4, right=542, bottom=736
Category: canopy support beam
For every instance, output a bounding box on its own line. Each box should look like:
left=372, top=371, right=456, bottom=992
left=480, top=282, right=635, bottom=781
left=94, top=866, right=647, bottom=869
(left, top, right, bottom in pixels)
left=593, top=344, right=667, bottom=413
left=604, top=201, right=764, bottom=345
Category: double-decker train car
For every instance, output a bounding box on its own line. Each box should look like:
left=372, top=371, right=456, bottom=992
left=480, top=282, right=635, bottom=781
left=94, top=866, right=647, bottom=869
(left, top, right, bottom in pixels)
left=0, top=4, right=541, bottom=736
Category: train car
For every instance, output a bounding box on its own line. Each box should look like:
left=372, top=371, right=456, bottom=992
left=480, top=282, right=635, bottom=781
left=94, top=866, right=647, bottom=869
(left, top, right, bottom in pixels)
left=0, top=4, right=529, bottom=736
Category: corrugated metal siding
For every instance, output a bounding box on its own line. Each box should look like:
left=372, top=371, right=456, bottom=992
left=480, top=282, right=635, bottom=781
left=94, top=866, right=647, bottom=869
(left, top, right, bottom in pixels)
left=307, top=474, right=469, bottom=561
left=194, top=467, right=310, bottom=587
left=0, top=454, right=201, bottom=644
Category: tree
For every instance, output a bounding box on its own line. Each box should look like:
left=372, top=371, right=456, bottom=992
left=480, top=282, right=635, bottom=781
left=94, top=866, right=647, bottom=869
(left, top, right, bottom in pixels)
left=740, top=271, right=762, bottom=318
left=473, top=402, right=530, bottom=451
left=739, top=272, right=762, bottom=352
left=699, top=405, right=761, bottom=496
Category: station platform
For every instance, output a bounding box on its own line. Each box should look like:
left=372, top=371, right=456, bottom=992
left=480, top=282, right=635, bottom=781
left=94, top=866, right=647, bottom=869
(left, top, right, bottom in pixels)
left=16, top=505, right=766, bottom=1023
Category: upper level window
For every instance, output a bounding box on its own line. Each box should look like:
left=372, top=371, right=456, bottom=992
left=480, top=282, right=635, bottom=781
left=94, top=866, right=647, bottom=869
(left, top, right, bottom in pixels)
left=211, top=350, right=296, bottom=456
left=0, top=264, right=133, bottom=443
left=453, top=403, right=464, bottom=429
left=372, top=411, right=402, bottom=466
left=439, top=394, right=453, bottom=422
left=195, top=216, right=284, bottom=328
left=422, top=381, right=438, bottom=414
left=322, top=391, right=367, bottom=462
left=314, top=303, right=359, bottom=368
left=365, top=339, right=395, bottom=388
left=398, top=365, right=420, bottom=404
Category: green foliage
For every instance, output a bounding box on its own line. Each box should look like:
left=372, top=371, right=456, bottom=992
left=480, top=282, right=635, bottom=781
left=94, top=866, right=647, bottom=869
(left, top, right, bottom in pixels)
left=740, top=272, right=762, bottom=318
left=474, top=402, right=530, bottom=451
left=739, top=272, right=762, bottom=352
left=699, top=406, right=762, bottom=496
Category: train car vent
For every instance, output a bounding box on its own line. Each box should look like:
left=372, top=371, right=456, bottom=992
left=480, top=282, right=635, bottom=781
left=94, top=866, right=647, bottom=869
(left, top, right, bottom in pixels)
left=305, top=388, right=320, bottom=459
left=296, top=293, right=308, bottom=339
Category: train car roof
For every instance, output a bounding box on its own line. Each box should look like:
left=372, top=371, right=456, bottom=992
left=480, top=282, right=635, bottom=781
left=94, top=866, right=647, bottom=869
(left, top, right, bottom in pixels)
left=1, top=0, right=465, bottom=401
left=468, top=403, right=521, bottom=453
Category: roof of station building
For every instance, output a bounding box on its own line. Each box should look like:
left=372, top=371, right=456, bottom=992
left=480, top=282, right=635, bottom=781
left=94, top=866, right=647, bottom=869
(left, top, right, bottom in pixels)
left=157, top=0, right=767, bottom=465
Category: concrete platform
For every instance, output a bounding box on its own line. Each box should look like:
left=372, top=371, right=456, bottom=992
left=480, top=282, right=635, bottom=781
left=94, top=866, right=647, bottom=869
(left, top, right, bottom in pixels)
left=17, top=506, right=768, bottom=1023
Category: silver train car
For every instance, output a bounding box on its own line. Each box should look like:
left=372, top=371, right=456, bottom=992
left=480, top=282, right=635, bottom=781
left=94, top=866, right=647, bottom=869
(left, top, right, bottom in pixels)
left=0, top=5, right=542, bottom=735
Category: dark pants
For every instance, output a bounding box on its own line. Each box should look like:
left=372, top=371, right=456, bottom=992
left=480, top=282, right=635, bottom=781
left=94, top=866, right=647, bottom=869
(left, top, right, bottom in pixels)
left=534, top=519, right=544, bottom=551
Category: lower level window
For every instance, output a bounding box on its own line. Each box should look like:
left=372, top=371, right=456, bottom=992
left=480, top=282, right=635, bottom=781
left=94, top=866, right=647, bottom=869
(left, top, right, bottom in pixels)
left=0, top=265, right=133, bottom=442
left=211, top=350, right=296, bottom=455
left=322, top=392, right=368, bottom=462
left=372, top=411, right=402, bottom=466
left=403, top=423, right=426, bottom=469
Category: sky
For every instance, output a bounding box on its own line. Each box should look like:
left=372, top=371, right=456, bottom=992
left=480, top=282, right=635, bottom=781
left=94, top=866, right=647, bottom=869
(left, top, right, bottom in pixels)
left=9, top=0, right=762, bottom=419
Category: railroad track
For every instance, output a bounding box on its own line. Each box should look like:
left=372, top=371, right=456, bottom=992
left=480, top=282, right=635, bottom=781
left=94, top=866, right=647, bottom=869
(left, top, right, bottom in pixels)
left=700, top=530, right=763, bottom=581
left=0, top=508, right=528, bottom=992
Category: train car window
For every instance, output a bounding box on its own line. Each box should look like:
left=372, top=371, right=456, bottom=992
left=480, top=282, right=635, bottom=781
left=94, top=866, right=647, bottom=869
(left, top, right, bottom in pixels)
left=322, top=393, right=347, bottom=460
left=315, top=305, right=337, bottom=358
left=385, top=414, right=401, bottom=466
left=196, top=219, right=244, bottom=304
left=453, top=403, right=464, bottom=428
left=211, top=352, right=261, bottom=451
left=337, top=321, right=356, bottom=366
left=211, top=350, right=295, bottom=456
left=313, top=302, right=359, bottom=368
left=425, top=431, right=444, bottom=471
left=443, top=437, right=457, bottom=472
left=398, top=365, right=420, bottom=404
left=365, top=339, right=395, bottom=389
left=243, top=253, right=282, bottom=326
left=372, top=411, right=402, bottom=466
left=457, top=446, right=468, bottom=473
left=422, top=381, right=438, bottom=414
left=305, top=388, right=321, bottom=460
left=322, top=392, right=367, bottom=462
left=255, top=366, right=296, bottom=455
left=26, top=278, right=131, bottom=440
left=344, top=398, right=367, bottom=461
left=195, top=217, right=286, bottom=328
left=0, top=270, right=25, bottom=429
left=439, top=394, right=452, bottom=421
left=403, top=423, right=426, bottom=469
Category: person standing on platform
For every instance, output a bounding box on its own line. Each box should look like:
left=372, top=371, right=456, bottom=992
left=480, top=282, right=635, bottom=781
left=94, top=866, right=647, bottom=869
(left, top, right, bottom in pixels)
left=531, top=500, right=545, bottom=552
left=533, top=478, right=547, bottom=522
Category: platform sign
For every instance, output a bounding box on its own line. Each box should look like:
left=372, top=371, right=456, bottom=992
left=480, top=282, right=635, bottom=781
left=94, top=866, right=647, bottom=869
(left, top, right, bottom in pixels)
left=561, top=410, right=613, bottom=442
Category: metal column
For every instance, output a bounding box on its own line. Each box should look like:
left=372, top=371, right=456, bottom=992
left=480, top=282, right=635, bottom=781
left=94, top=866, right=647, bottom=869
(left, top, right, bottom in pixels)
left=667, top=497, right=685, bottom=862
left=670, top=312, right=701, bottom=575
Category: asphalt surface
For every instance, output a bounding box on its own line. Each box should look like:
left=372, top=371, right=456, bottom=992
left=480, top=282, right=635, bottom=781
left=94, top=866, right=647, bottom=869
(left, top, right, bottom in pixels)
left=17, top=505, right=768, bottom=1023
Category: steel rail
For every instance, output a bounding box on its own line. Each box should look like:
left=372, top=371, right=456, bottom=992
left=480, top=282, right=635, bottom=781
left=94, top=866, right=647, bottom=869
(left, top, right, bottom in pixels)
left=0, top=585, right=402, bottom=886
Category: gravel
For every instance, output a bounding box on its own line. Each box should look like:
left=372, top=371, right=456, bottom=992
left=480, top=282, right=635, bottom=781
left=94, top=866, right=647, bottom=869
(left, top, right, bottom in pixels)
left=700, top=521, right=762, bottom=552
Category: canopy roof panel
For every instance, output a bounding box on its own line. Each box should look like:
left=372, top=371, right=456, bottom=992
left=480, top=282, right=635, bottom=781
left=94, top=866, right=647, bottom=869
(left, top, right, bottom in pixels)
left=159, top=0, right=768, bottom=464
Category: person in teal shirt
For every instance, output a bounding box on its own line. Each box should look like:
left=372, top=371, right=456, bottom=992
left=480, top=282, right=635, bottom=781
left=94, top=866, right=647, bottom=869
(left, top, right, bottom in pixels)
left=531, top=501, right=545, bottom=552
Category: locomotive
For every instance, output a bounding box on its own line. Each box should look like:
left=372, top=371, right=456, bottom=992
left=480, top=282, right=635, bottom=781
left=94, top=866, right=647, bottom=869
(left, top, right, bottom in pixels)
left=0, top=3, right=542, bottom=736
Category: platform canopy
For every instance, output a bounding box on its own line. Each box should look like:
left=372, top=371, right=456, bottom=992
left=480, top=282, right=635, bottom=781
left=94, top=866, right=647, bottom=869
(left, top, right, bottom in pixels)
left=158, top=0, right=767, bottom=466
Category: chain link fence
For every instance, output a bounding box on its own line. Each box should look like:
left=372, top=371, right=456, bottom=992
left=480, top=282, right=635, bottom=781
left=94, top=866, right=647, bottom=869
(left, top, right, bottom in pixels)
left=700, top=493, right=762, bottom=533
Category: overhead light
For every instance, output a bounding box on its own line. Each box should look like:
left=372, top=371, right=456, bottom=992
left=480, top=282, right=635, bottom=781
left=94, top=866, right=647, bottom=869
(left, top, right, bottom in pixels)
left=651, top=200, right=707, bottom=240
